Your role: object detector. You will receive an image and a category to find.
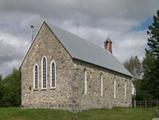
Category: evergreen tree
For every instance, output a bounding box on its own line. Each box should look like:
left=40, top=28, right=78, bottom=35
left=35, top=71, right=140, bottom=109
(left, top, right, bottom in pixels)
left=142, top=10, right=159, bottom=99
left=147, top=10, right=159, bottom=59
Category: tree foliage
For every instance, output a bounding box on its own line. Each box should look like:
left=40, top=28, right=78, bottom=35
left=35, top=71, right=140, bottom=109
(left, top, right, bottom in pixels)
left=142, top=10, right=159, bottom=100
left=0, top=69, right=21, bottom=107
left=147, top=10, right=159, bottom=59
left=0, top=74, right=3, bottom=105
left=124, top=56, right=142, bottom=80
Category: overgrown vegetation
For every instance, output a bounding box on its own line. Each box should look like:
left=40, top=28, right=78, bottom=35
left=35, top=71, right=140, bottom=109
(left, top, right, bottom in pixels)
left=0, top=69, right=21, bottom=107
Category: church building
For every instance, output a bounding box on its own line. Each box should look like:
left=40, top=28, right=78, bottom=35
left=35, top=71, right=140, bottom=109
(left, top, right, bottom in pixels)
left=21, top=21, right=132, bottom=112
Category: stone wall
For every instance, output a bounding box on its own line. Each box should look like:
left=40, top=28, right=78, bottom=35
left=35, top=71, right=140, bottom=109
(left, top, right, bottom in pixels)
left=71, top=60, right=132, bottom=111
left=21, top=23, right=75, bottom=111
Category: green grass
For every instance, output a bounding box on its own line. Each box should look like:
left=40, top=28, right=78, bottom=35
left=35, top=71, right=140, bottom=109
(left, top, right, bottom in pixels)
left=0, top=107, right=157, bottom=120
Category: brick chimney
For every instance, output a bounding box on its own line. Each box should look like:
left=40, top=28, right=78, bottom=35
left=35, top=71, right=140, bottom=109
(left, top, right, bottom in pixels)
left=104, top=36, right=112, bottom=53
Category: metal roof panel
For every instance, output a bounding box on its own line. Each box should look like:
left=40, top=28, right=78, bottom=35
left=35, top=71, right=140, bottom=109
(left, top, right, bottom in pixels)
left=51, top=25, right=132, bottom=77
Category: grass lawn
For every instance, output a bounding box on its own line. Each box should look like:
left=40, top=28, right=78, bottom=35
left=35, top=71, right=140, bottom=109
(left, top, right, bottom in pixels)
left=0, top=107, right=157, bottom=120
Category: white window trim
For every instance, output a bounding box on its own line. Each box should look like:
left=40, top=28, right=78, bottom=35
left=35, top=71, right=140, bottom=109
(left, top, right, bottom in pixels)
left=124, top=80, right=127, bottom=100
left=33, top=64, right=39, bottom=90
left=131, top=82, right=135, bottom=95
left=50, top=60, right=56, bottom=89
left=100, top=74, right=103, bottom=96
left=84, top=69, right=87, bottom=95
left=114, top=79, right=116, bottom=99
left=41, top=56, right=47, bottom=89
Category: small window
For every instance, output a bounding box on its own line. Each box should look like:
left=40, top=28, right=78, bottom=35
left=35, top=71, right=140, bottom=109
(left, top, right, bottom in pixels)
left=84, top=69, right=87, bottom=95
left=33, top=64, right=39, bottom=89
left=124, top=80, right=127, bottom=100
left=50, top=61, right=56, bottom=88
left=100, top=74, right=103, bottom=96
left=114, top=79, right=116, bottom=98
left=41, top=56, right=47, bottom=89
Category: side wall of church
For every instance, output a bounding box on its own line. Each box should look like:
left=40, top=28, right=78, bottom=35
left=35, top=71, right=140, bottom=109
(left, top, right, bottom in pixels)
left=71, top=60, right=132, bottom=111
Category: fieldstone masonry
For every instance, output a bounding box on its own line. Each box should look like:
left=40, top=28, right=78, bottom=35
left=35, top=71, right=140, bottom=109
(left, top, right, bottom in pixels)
left=21, top=22, right=132, bottom=112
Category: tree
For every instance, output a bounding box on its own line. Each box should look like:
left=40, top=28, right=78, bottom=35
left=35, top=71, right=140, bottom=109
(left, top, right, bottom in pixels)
left=0, top=69, right=21, bottom=106
left=124, top=56, right=142, bottom=80
left=142, top=53, right=159, bottom=99
left=142, top=10, right=159, bottom=99
left=147, top=10, right=159, bottom=59
left=124, top=56, right=143, bottom=100
left=0, top=74, right=3, bottom=105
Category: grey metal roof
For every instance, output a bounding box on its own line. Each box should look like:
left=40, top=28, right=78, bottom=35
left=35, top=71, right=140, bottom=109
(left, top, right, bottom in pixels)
left=51, top=25, right=132, bottom=77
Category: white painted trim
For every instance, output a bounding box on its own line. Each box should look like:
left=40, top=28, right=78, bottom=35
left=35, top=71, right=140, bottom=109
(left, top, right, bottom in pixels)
left=84, top=69, right=87, bottom=95
left=131, top=82, right=135, bottom=95
left=50, top=60, right=56, bottom=89
left=114, top=79, right=116, bottom=99
left=33, top=64, right=39, bottom=90
left=124, top=80, right=127, bottom=100
left=41, top=56, right=47, bottom=89
left=100, top=74, right=103, bottom=96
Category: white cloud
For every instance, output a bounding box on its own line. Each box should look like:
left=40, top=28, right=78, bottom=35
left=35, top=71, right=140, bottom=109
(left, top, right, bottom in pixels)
left=0, top=0, right=158, bottom=76
left=0, top=32, right=30, bottom=75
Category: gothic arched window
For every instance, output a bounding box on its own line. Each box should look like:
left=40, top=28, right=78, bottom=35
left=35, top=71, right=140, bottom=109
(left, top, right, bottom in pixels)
left=41, top=56, right=47, bottom=89
left=33, top=64, right=39, bottom=89
left=100, top=74, right=103, bottom=96
left=84, top=69, right=87, bottom=95
left=50, top=61, right=56, bottom=88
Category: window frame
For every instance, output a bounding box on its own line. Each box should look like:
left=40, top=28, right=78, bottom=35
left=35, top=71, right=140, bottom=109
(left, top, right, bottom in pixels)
left=114, top=79, right=116, bottom=99
left=50, top=60, right=56, bottom=89
left=124, top=80, right=127, bottom=100
left=33, top=64, right=39, bottom=90
left=100, top=73, right=103, bottom=96
left=84, top=69, right=87, bottom=95
left=41, top=56, right=47, bottom=89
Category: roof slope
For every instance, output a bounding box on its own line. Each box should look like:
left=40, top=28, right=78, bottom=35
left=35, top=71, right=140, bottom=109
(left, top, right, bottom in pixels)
left=50, top=25, right=131, bottom=77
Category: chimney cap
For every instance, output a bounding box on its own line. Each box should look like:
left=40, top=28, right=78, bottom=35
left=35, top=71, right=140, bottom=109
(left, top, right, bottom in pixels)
left=107, top=34, right=110, bottom=39
left=106, top=35, right=112, bottom=42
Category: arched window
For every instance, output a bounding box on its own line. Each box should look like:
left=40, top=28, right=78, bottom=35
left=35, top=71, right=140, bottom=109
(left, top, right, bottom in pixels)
left=100, top=74, right=103, bottom=96
left=50, top=61, right=56, bottom=88
left=84, top=69, right=87, bottom=95
left=41, top=56, right=47, bottom=89
left=33, top=64, right=39, bottom=89
left=114, top=79, right=116, bottom=99
left=124, top=80, right=127, bottom=100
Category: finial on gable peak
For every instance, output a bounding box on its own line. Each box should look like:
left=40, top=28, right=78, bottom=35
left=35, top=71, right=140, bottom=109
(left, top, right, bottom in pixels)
left=43, top=21, right=48, bottom=25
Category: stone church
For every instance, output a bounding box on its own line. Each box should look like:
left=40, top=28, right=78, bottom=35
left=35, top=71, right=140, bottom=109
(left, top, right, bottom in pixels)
left=21, top=21, right=132, bottom=112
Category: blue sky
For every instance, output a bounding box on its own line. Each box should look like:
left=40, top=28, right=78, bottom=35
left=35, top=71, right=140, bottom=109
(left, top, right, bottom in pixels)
left=132, top=17, right=153, bottom=32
